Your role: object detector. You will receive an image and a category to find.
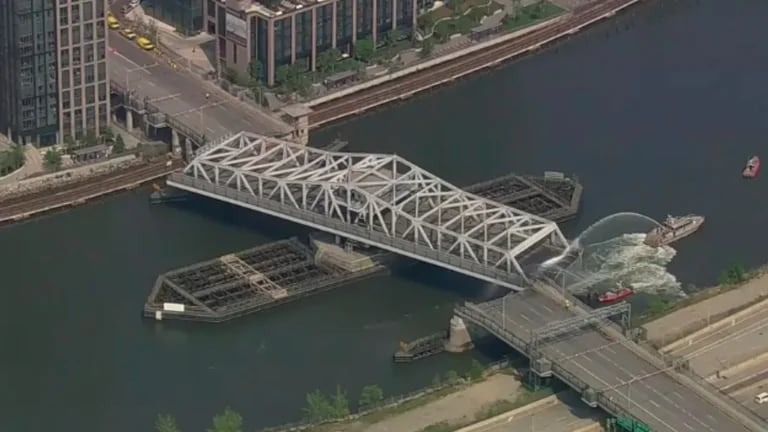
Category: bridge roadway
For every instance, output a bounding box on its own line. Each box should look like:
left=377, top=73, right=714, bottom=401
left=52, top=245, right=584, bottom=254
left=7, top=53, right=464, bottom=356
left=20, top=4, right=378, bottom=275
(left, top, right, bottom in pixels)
left=108, top=35, right=292, bottom=138
left=456, top=290, right=760, bottom=432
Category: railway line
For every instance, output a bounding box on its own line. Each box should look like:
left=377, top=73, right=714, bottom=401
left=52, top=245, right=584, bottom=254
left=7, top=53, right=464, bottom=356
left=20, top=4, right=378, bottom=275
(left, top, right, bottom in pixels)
left=0, top=159, right=183, bottom=224
left=309, top=0, right=640, bottom=127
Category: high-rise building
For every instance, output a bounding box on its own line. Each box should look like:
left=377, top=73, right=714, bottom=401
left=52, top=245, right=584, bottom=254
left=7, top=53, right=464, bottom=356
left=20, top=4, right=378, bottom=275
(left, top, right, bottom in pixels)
left=142, top=0, right=204, bottom=36
left=204, top=0, right=417, bottom=87
left=0, top=0, right=110, bottom=147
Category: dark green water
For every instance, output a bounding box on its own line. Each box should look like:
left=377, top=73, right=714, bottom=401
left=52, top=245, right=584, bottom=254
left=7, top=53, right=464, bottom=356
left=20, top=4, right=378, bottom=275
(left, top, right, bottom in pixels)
left=4, top=0, right=768, bottom=430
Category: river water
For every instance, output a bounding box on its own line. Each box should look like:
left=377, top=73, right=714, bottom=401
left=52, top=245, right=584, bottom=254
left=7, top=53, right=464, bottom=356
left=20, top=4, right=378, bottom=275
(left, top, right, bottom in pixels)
left=3, top=0, right=768, bottom=430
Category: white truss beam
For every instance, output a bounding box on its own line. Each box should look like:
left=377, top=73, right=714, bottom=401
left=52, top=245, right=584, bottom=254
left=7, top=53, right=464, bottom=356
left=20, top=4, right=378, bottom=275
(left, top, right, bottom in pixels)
left=172, top=132, right=569, bottom=288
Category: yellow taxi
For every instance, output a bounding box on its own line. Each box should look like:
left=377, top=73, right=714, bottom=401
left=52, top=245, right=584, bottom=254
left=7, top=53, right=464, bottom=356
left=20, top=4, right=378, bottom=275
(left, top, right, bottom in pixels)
left=107, top=15, right=120, bottom=29
left=136, top=37, right=155, bottom=51
left=119, top=28, right=137, bottom=40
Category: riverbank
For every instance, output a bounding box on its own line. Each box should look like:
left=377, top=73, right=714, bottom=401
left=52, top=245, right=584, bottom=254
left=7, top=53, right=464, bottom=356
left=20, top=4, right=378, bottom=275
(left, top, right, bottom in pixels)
left=308, top=0, right=644, bottom=129
left=0, top=157, right=184, bottom=226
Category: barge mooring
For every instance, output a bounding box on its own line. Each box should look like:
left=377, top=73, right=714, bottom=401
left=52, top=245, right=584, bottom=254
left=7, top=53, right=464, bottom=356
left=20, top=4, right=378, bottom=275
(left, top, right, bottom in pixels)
left=144, top=237, right=388, bottom=322
left=466, top=171, right=582, bottom=223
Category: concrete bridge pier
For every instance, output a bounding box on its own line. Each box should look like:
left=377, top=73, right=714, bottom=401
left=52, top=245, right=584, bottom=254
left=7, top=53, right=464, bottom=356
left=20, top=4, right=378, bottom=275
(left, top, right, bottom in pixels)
left=171, top=129, right=181, bottom=155
left=445, top=316, right=474, bottom=353
left=126, top=110, right=134, bottom=132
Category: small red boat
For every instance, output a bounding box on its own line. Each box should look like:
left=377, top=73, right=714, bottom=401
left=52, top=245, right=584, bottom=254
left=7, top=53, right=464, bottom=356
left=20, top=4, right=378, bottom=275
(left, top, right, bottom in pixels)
left=598, top=286, right=633, bottom=304
left=743, top=156, right=761, bottom=179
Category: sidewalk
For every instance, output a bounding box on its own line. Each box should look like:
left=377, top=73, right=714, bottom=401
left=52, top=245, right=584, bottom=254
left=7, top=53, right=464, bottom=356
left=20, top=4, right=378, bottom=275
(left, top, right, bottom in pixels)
left=125, top=6, right=215, bottom=74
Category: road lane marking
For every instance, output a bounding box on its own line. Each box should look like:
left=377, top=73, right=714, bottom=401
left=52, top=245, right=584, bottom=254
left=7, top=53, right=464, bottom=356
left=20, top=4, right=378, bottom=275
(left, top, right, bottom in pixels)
left=683, top=422, right=695, bottom=430
left=520, top=313, right=531, bottom=322
left=649, top=399, right=661, bottom=408
left=109, top=50, right=153, bottom=74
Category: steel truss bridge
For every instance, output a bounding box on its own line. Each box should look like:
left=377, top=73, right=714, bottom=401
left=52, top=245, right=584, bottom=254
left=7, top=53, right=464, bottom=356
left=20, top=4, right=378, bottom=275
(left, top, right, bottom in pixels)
left=167, top=132, right=569, bottom=289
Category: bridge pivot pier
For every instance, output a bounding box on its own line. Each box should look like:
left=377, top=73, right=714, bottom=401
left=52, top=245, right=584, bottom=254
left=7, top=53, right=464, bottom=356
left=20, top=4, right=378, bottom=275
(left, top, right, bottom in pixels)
left=445, top=316, right=474, bottom=353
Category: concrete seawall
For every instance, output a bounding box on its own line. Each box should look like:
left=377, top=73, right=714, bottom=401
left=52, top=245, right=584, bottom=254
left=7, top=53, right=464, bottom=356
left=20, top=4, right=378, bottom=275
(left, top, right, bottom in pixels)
left=0, top=161, right=182, bottom=225
left=309, top=0, right=643, bottom=128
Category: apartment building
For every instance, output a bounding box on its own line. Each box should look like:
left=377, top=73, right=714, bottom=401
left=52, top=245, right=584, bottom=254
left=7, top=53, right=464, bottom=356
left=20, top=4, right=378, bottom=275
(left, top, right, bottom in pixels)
left=142, top=0, right=204, bottom=36
left=204, top=0, right=417, bottom=87
left=0, top=0, right=109, bottom=147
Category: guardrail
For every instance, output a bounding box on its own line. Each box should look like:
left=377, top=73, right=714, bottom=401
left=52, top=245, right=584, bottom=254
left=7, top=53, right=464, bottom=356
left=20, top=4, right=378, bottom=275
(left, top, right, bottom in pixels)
left=455, top=303, right=641, bottom=422
left=109, top=81, right=207, bottom=147
left=167, top=174, right=532, bottom=288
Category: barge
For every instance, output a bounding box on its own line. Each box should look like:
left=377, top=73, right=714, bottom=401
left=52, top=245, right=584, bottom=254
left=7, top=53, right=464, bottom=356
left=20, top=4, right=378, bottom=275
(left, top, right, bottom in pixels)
left=144, top=237, right=389, bottom=322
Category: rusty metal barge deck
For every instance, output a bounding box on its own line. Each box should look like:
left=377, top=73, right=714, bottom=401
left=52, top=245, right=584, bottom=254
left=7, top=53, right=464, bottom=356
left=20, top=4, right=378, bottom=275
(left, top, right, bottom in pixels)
left=144, top=237, right=388, bottom=322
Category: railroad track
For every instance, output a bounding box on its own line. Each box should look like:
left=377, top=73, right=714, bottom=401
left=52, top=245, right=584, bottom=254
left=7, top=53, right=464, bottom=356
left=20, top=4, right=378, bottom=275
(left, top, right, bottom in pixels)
left=309, top=0, right=638, bottom=127
left=0, top=160, right=183, bottom=224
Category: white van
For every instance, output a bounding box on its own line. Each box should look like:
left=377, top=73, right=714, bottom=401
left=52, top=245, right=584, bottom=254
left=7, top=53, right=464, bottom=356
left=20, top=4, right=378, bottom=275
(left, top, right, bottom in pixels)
left=754, top=392, right=768, bottom=404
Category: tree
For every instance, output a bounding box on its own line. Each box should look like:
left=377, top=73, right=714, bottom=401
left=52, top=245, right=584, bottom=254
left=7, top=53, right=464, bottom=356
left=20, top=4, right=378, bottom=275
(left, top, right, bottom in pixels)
left=354, top=38, right=375, bottom=63
left=275, top=64, right=297, bottom=91
left=330, top=385, right=350, bottom=418
left=303, top=390, right=335, bottom=422
left=467, top=359, right=484, bottom=381
left=358, top=384, right=384, bottom=408
left=43, top=149, right=62, bottom=171
left=101, top=126, right=114, bottom=142
left=445, top=370, right=460, bottom=384
left=63, top=135, right=76, bottom=150
left=208, top=407, right=243, bottom=432
left=223, top=67, right=239, bottom=84
left=386, top=29, right=402, bottom=47
left=113, top=134, right=126, bottom=154
left=420, top=38, right=434, bottom=59
left=720, top=263, right=747, bottom=285
left=83, top=129, right=98, bottom=147
left=147, top=18, right=159, bottom=43
left=317, top=48, right=341, bottom=74
left=155, top=414, right=181, bottom=432
left=9, top=144, right=25, bottom=168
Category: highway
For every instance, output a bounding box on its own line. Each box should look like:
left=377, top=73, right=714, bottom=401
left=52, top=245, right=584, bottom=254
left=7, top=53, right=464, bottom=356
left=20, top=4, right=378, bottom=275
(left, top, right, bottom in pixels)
left=664, top=305, right=768, bottom=378
left=470, top=391, right=602, bottom=432
left=107, top=33, right=292, bottom=139
left=466, top=291, right=757, bottom=432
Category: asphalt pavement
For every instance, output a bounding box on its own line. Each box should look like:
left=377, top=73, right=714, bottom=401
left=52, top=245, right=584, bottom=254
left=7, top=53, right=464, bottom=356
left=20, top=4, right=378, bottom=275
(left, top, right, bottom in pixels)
left=730, top=380, right=768, bottom=421
left=475, top=291, right=755, bottom=432
left=108, top=32, right=292, bottom=139
left=471, top=391, right=601, bottom=432
left=665, top=306, right=768, bottom=378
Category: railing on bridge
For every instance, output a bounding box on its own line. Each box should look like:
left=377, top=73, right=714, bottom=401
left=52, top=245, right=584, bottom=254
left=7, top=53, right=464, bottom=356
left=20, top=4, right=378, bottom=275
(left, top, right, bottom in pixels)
left=455, top=302, right=642, bottom=423
left=168, top=132, right=571, bottom=289
left=168, top=173, right=530, bottom=288
left=109, top=81, right=207, bottom=147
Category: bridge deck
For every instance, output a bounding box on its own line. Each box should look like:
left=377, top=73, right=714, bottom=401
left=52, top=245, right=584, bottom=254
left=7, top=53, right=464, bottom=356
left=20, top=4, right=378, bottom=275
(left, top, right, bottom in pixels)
left=462, top=292, right=756, bottom=432
left=169, top=132, right=570, bottom=289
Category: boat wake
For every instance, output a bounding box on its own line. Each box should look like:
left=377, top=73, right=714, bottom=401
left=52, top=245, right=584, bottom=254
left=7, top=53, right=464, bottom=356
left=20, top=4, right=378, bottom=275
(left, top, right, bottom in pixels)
left=563, top=233, right=685, bottom=298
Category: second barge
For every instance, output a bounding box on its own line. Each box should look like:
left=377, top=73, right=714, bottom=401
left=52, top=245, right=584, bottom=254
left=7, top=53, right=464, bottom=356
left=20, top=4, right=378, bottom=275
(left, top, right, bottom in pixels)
left=144, top=236, right=389, bottom=322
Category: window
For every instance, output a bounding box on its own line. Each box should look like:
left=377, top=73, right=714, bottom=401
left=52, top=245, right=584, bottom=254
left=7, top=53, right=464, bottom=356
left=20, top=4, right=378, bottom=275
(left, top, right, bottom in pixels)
left=97, top=61, right=106, bottom=81
left=83, top=1, right=93, bottom=21
left=59, top=28, right=69, bottom=46
left=59, top=7, right=69, bottom=26
left=72, top=26, right=81, bottom=44
left=207, top=0, right=216, bottom=17
left=85, top=64, right=95, bottom=82
left=86, top=86, right=95, bottom=104
left=61, top=71, right=71, bottom=89
left=98, top=82, right=107, bottom=101
left=85, top=44, right=94, bottom=62
left=62, top=91, right=71, bottom=109
left=72, top=47, right=81, bottom=65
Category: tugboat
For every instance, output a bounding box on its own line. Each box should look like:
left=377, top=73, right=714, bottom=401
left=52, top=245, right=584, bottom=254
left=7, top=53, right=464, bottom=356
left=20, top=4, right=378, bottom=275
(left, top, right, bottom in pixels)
left=644, top=214, right=705, bottom=247
left=743, top=156, right=761, bottom=179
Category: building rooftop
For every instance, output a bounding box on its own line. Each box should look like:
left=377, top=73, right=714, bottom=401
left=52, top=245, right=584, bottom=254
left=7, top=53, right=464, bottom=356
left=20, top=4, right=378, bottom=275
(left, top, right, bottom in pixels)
left=238, top=0, right=331, bottom=18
